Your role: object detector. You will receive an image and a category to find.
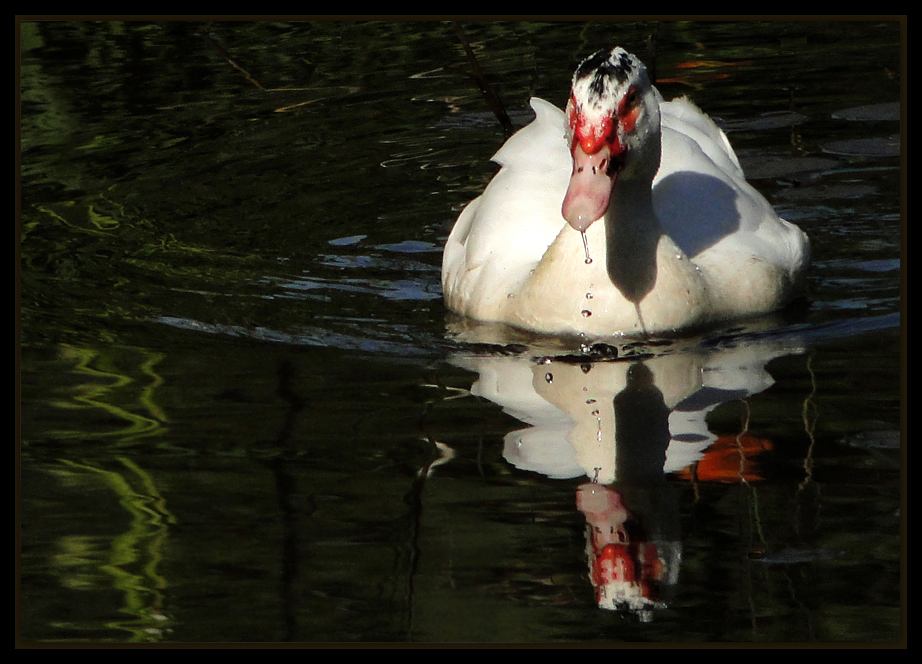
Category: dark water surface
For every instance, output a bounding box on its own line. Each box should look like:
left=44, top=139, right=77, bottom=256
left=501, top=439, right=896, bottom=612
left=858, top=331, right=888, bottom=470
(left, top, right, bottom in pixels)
left=19, top=20, right=903, bottom=643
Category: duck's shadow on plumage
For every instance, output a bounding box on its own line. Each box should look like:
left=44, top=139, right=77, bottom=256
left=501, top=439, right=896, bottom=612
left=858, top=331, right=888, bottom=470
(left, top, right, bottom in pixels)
left=607, top=170, right=742, bottom=305
left=654, top=170, right=743, bottom=259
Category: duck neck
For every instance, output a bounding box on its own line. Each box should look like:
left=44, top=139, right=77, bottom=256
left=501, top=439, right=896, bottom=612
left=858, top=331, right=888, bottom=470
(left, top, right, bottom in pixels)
left=603, top=160, right=663, bottom=305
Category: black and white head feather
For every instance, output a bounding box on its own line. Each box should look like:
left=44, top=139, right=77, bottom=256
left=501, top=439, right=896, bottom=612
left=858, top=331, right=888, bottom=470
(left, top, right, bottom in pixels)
left=570, top=47, right=650, bottom=120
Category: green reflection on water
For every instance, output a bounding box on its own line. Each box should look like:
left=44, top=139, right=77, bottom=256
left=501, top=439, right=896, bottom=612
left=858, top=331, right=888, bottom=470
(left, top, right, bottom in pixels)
left=49, top=457, right=176, bottom=642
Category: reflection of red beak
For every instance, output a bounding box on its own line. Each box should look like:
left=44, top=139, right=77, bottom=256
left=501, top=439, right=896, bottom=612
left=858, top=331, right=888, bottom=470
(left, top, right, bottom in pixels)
left=595, top=542, right=636, bottom=585
left=591, top=541, right=664, bottom=605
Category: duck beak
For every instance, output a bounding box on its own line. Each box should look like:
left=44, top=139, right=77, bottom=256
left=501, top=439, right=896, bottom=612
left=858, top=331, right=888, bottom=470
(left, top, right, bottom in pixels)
left=561, top=142, right=616, bottom=232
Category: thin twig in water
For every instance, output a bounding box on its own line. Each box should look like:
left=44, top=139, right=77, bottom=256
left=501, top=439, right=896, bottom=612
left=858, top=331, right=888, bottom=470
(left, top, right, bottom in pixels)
left=200, top=28, right=266, bottom=91
left=645, top=22, right=660, bottom=86
left=452, top=22, right=514, bottom=138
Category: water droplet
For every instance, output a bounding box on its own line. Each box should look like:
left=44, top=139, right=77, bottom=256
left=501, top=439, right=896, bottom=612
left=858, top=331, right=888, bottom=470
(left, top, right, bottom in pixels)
left=545, top=372, right=553, bottom=384
left=585, top=292, right=593, bottom=300
left=581, top=230, right=593, bottom=264
left=586, top=398, right=597, bottom=404
left=591, top=409, right=600, bottom=417
left=581, top=309, right=592, bottom=317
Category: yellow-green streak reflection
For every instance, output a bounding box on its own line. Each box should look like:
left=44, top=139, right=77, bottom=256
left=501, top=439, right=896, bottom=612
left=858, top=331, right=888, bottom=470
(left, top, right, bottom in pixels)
left=50, top=343, right=168, bottom=443
left=56, top=458, right=176, bottom=642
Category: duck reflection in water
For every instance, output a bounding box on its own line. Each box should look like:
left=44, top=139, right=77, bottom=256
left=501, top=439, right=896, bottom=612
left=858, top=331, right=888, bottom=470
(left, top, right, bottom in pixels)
left=450, top=331, right=796, bottom=618
left=576, top=363, right=678, bottom=617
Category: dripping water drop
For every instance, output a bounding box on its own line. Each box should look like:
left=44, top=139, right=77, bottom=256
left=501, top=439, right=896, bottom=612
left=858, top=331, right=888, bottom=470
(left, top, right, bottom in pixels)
left=580, top=230, right=593, bottom=264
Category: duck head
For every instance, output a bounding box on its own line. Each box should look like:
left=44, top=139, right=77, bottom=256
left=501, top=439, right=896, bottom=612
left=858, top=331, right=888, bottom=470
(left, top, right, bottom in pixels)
left=562, top=47, right=662, bottom=232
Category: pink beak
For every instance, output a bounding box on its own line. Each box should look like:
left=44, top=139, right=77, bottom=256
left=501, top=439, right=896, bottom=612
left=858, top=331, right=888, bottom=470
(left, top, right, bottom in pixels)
left=561, top=142, right=616, bottom=232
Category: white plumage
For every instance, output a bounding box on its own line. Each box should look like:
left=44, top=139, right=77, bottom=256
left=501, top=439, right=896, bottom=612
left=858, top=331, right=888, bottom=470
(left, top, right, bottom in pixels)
left=442, top=47, right=810, bottom=338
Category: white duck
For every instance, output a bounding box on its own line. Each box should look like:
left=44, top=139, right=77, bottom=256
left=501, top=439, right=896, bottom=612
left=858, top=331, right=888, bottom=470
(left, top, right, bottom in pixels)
left=442, top=47, right=810, bottom=338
